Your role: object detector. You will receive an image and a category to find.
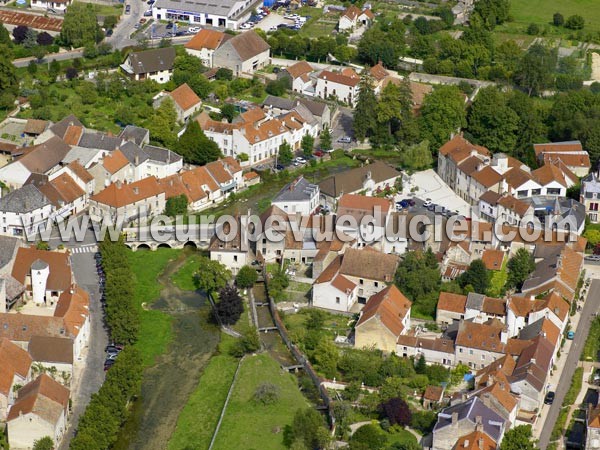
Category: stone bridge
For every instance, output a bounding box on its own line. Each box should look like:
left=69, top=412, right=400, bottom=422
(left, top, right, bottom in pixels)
left=122, top=225, right=215, bottom=251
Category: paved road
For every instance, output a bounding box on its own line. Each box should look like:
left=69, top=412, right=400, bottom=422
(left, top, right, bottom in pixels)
left=106, top=0, right=145, bottom=48
left=538, top=279, right=600, bottom=450
left=59, top=249, right=109, bottom=449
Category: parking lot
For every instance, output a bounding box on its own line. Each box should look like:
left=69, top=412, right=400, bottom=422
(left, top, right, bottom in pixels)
left=402, top=169, right=472, bottom=217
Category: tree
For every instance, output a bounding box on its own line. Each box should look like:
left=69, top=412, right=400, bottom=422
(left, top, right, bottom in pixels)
left=65, top=67, right=78, bottom=80
left=389, top=442, right=421, bottom=450
left=265, top=79, right=287, bottom=96
left=415, top=354, right=427, bottom=374
left=411, top=410, right=437, bottom=434
left=553, top=12, right=564, bottom=26
left=380, top=397, right=411, bottom=426
left=60, top=2, right=100, bottom=47
left=48, top=59, right=60, bottom=79
left=236, top=265, right=258, bottom=289
left=32, top=436, right=54, bottom=450
left=301, top=134, right=314, bottom=159
left=353, top=75, right=377, bottom=142
left=400, top=140, right=433, bottom=171
left=418, top=85, right=466, bottom=151
left=165, top=194, right=188, bottom=217
left=458, top=259, right=490, bottom=294
left=319, top=128, right=332, bottom=151
left=565, top=15, right=585, bottom=30
left=215, top=67, right=233, bottom=81
left=0, top=22, right=10, bottom=46
left=36, top=31, right=53, bottom=46
left=27, top=60, right=37, bottom=75
left=395, top=249, right=441, bottom=317
left=500, top=425, right=537, bottom=450
left=231, top=327, right=260, bottom=356
left=0, top=46, right=17, bottom=104
left=177, top=119, right=221, bottom=165
left=12, top=25, right=29, bottom=44
left=220, top=103, right=237, bottom=123
left=214, top=285, right=243, bottom=325
left=472, top=0, right=510, bottom=29
left=278, top=141, right=293, bottom=165
left=286, top=407, right=330, bottom=450
left=506, top=248, right=535, bottom=290
left=514, top=43, right=557, bottom=96
left=194, top=256, right=231, bottom=295
left=254, top=382, right=280, bottom=405
left=349, top=424, right=387, bottom=450
left=103, top=15, right=118, bottom=30
left=526, top=23, right=539, bottom=35
left=312, top=339, right=339, bottom=378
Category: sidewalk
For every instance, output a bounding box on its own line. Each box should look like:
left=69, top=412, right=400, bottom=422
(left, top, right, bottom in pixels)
left=532, top=309, right=582, bottom=438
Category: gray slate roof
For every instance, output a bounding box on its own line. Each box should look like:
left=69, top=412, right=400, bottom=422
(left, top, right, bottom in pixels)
left=434, top=397, right=505, bottom=442
left=319, top=161, right=400, bottom=198
left=78, top=131, right=121, bottom=151
left=120, top=141, right=149, bottom=167
left=62, top=146, right=104, bottom=168
left=125, top=47, right=176, bottom=75
left=49, top=115, right=83, bottom=140
left=262, top=95, right=295, bottom=111
left=297, top=97, right=328, bottom=116
left=273, top=176, right=318, bottom=203
left=466, top=292, right=485, bottom=311
left=0, top=184, right=50, bottom=214
left=120, top=125, right=149, bottom=146
left=0, top=236, right=20, bottom=271
left=143, top=145, right=182, bottom=164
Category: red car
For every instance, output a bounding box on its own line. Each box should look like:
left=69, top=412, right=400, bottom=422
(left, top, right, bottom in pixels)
left=313, top=150, right=324, bottom=157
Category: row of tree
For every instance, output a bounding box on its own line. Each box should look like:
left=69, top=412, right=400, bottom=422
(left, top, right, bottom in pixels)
left=70, top=238, right=143, bottom=449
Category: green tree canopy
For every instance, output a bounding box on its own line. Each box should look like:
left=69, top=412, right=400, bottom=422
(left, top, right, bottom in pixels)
left=301, top=134, right=314, bottom=158
left=235, top=265, right=258, bottom=289
left=60, top=2, right=100, bottom=47
left=418, top=85, right=466, bottom=151
left=285, top=407, right=331, bottom=450
left=32, top=437, right=54, bottom=450
left=278, top=141, right=293, bottom=165
left=400, top=140, right=433, bottom=171
left=177, top=119, right=221, bottom=165
left=506, top=248, right=535, bottom=290
left=319, top=128, right=332, bottom=151
left=194, top=256, right=231, bottom=295
left=500, top=425, right=537, bottom=450
left=164, top=194, right=188, bottom=217
left=458, top=259, right=490, bottom=294
left=353, top=75, right=378, bottom=142
left=394, top=249, right=441, bottom=317
left=514, top=43, right=557, bottom=96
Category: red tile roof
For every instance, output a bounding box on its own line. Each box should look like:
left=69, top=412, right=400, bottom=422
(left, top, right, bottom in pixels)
left=169, top=83, right=201, bottom=111
left=318, top=70, right=360, bottom=87
left=285, top=60, right=313, bottom=79
left=11, top=247, right=72, bottom=292
left=102, top=150, right=130, bottom=174
left=185, top=28, right=230, bottom=50
left=356, top=285, right=411, bottom=336
left=437, top=292, right=467, bottom=314
left=91, top=177, right=162, bottom=208
left=481, top=249, right=505, bottom=271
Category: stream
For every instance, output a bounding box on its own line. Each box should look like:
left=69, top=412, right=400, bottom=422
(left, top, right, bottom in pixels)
left=114, top=250, right=220, bottom=450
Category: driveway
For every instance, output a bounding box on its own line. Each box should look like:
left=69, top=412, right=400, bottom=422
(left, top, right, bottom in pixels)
left=59, top=249, right=109, bottom=449
left=537, top=279, right=600, bottom=449
left=106, top=0, right=145, bottom=48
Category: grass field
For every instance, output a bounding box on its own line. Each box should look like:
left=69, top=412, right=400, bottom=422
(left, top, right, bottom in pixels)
left=168, top=333, right=239, bottom=450
left=582, top=317, right=600, bottom=361
left=170, top=252, right=203, bottom=291
left=498, top=0, right=600, bottom=35
left=211, top=353, right=310, bottom=450
left=128, top=248, right=181, bottom=367
left=487, top=259, right=508, bottom=297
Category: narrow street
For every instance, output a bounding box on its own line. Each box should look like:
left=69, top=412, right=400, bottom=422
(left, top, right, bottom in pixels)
left=537, top=278, right=600, bottom=450
left=59, top=250, right=109, bottom=450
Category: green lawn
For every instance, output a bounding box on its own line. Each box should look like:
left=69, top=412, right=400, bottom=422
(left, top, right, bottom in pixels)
left=497, top=0, right=600, bottom=35
left=283, top=309, right=354, bottom=339
left=211, top=353, right=310, bottom=450
left=128, top=248, right=181, bottom=367
left=582, top=317, right=600, bottom=361
left=75, top=0, right=123, bottom=17
left=170, top=253, right=203, bottom=291
left=487, top=259, right=508, bottom=297
left=168, top=333, right=239, bottom=450
left=386, top=427, right=419, bottom=446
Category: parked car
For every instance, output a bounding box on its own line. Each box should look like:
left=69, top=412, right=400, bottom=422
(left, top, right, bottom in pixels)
left=275, top=164, right=284, bottom=171
left=105, top=28, right=113, bottom=36
left=125, top=4, right=131, bottom=13
left=567, top=330, right=575, bottom=340
left=585, top=254, right=600, bottom=261
left=337, top=136, right=351, bottom=143
left=313, top=150, right=324, bottom=157
left=295, top=156, right=307, bottom=164
left=544, top=391, right=555, bottom=405
left=423, top=198, right=432, bottom=207
left=143, top=9, right=152, bottom=16
left=166, top=22, right=174, bottom=29
left=188, top=26, right=200, bottom=33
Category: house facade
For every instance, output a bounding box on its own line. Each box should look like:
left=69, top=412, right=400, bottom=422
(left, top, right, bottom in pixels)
left=120, top=47, right=176, bottom=83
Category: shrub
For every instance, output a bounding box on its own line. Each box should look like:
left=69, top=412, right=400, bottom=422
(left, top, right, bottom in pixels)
left=553, top=12, right=564, bottom=26
left=236, top=265, right=258, bottom=289
left=379, top=397, right=411, bottom=426
left=254, top=382, right=280, bottom=405
left=565, top=15, right=584, bottom=30
left=527, top=23, right=539, bottom=35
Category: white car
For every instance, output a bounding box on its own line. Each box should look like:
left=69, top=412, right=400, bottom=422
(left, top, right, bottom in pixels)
left=423, top=199, right=432, bottom=207
left=295, top=156, right=307, bottom=164
left=188, top=26, right=200, bottom=33
left=239, top=23, right=252, bottom=29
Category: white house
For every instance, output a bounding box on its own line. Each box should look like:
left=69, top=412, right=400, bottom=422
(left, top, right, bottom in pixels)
left=184, top=29, right=232, bottom=66
left=120, top=47, right=176, bottom=84
left=315, top=69, right=360, bottom=107
left=30, top=0, right=71, bottom=12
left=212, top=31, right=270, bottom=76
left=151, top=0, right=257, bottom=29
left=338, top=5, right=374, bottom=31
left=0, top=185, right=53, bottom=237
left=153, top=83, right=202, bottom=123
left=271, top=176, right=319, bottom=216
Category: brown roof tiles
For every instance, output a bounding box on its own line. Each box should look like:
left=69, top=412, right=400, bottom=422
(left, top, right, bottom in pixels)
left=356, top=285, right=411, bottom=336
left=169, top=83, right=201, bottom=112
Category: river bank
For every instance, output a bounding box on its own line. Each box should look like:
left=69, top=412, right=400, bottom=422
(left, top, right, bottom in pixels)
left=115, top=250, right=221, bottom=450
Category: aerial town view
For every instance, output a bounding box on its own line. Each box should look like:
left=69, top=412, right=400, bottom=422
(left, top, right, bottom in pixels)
left=1, top=0, right=600, bottom=448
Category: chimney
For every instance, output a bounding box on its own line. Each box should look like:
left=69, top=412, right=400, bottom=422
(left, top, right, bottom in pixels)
left=482, top=395, right=491, bottom=408
left=451, top=411, right=459, bottom=424
left=133, top=187, right=139, bottom=195
left=135, top=155, right=140, bottom=166
left=463, top=440, right=469, bottom=448
left=475, top=415, right=482, bottom=425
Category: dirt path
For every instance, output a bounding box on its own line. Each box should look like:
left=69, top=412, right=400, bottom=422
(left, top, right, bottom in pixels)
left=115, top=252, right=221, bottom=450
